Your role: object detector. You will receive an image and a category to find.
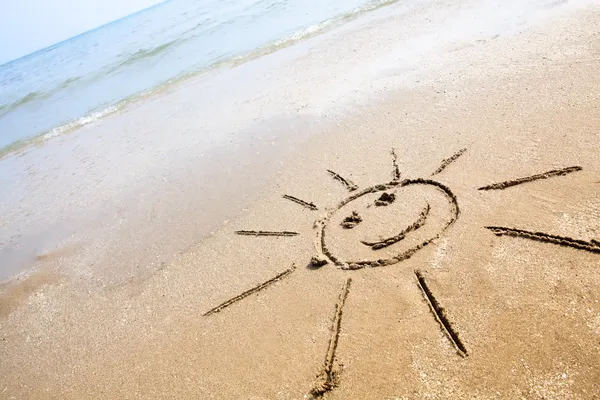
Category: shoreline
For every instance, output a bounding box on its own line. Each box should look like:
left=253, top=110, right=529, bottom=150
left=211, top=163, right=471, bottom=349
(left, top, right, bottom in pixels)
left=1, top=0, right=599, bottom=398
left=0, top=0, right=403, bottom=152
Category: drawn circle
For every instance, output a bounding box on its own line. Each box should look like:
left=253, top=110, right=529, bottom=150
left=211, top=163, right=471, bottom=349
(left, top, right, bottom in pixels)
left=317, top=179, right=459, bottom=270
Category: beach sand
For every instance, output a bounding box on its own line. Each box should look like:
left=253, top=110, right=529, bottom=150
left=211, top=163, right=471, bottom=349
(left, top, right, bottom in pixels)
left=1, top=0, right=600, bottom=398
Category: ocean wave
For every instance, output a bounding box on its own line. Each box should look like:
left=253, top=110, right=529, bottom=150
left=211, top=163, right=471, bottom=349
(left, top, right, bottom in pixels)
left=1, top=0, right=400, bottom=156
left=0, top=91, right=42, bottom=117
left=153, top=0, right=395, bottom=66
left=178, top=17, right=214, bottom=39
left=0, top=39, right=181, bottom=119
left=58, top=76, right=82, bottom=89
left=230, top=0, right=399, bottom=66
left=0, top=103, right=126, bottom=158
left=0, top=76, right=83, bottom=118
left=111, top=39, right=182, bottom=72
left=42, top=105, right=122, bottom=140
left=288, top=0, right=399, bottom=39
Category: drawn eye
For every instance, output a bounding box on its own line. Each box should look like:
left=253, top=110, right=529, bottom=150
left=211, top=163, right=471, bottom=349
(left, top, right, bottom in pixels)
left=205, top=147, right=591, bottom=397
left=340, top=211, right=362, bottom=229
left=374, top=192, right=395, bottom=206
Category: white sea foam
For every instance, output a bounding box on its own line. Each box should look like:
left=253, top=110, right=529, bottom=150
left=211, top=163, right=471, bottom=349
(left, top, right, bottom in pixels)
left=271, top=0, right=397, bottom=48
left=42, top=105, right=121, bottom=141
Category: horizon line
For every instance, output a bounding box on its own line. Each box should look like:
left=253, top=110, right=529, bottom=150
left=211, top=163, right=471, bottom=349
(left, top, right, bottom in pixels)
left=0, top=0, right=171, bottom=68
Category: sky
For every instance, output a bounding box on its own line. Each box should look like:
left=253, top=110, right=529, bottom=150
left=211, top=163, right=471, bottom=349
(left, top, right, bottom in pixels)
left=0, top=0, right=165, bottom=64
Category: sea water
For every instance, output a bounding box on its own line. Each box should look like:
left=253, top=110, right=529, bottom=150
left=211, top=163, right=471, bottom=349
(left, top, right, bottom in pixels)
left=0, top=0, right=398, bottom=150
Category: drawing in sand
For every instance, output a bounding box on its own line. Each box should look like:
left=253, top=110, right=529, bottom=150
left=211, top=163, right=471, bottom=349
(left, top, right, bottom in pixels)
left=203, top=147, right=592, bottom=398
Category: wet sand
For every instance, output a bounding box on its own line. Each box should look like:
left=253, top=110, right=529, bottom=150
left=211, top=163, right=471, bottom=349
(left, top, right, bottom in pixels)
left=1, top=0, right=600, bottom=398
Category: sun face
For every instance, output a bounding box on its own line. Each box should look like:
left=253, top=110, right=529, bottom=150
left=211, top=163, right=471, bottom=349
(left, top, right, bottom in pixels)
left=314, top=178, right=459, bottom=270
left=205, top=147, right=596, bottom=398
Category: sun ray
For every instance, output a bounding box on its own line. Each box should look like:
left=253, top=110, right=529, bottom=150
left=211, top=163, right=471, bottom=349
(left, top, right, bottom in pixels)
left=486, top=226, right=600, bottom=253
left=361, top=203, right=430, bottom=249
left=415, top=270, right=467, bottom=358
left=431, top=148, right=467, bottom=176
left=203, top=265, right=296, bottom=316
left=391, top=148, right=401, bottom=181
left=235, top=230, right=299, bottom=237
left=327, top=169, right=358, bottom=192
left=478, top=166, right=582, bottom=190
left=310, top=278, right=352, bottom=398
left=282, top=194, right=319, bottom=210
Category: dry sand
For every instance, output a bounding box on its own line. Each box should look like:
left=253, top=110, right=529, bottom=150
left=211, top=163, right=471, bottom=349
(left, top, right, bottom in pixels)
left=1, top=0, right=600, bottom=399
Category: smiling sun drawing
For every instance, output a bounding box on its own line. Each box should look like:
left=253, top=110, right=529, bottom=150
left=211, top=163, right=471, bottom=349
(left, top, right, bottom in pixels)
left=202, top=147, right=598, bottom=398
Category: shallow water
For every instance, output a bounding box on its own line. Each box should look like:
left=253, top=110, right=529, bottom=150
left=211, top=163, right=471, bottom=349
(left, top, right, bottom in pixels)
left=0, top=0, right=397, bottom=149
